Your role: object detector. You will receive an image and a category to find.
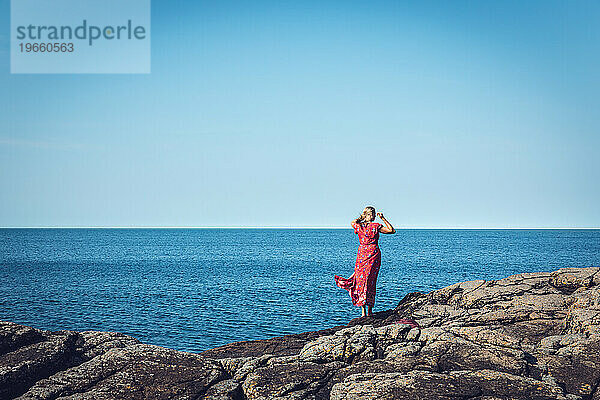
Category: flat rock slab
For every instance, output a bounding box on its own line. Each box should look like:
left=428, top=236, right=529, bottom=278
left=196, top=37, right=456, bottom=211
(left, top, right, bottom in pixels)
left=20, top=344, right=225, bottom=400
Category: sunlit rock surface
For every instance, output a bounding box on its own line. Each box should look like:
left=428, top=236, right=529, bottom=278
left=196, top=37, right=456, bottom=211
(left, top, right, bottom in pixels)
left=2, top=266, right=599, bottom=399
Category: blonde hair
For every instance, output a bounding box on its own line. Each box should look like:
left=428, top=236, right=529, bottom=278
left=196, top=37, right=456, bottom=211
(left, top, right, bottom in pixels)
left=356, top=206, right=375, bottom=224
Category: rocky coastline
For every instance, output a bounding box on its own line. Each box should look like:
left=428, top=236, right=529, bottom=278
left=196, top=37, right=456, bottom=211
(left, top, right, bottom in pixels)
left=2, top=266, right=600, bottom=399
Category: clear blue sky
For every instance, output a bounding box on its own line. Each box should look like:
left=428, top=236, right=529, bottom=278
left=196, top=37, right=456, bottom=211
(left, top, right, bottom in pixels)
left=1, top=0, right=599, bottom=228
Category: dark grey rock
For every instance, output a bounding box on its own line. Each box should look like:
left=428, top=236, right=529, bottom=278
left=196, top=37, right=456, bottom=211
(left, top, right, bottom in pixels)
left=2, top=266, right=600, bottom=399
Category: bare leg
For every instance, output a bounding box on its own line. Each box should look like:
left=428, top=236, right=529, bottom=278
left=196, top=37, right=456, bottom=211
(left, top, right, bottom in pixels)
left=361, top=306, right=366, bottom=317
left=367, top=305, right=373, bottom=317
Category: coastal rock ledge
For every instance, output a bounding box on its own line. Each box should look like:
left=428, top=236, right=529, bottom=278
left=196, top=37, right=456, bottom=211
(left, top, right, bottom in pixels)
left=2, top=267, right=600, bottom=400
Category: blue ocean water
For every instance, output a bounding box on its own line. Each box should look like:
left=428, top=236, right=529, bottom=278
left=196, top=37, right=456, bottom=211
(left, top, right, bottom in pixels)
left=0, top=229, right=598, bottom=352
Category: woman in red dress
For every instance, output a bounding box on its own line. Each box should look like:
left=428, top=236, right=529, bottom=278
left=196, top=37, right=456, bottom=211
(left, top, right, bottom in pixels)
left=335, top=206, right=396, bottom=317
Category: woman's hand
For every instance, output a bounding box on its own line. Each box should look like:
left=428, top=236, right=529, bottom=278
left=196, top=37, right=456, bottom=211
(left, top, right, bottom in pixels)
left=378, top=212, right=395, bottom=234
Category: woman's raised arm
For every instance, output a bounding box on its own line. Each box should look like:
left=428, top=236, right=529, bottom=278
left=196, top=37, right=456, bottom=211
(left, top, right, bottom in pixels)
left=377, top=212, right=395, bottom=234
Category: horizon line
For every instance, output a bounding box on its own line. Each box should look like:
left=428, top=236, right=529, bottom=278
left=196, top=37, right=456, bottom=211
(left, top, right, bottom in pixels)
left=1, top=226, right=599, bottom=230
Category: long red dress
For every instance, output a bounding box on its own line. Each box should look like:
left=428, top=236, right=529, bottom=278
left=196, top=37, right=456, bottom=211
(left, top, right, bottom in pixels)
left=335, top=221, right=383, bottom=307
